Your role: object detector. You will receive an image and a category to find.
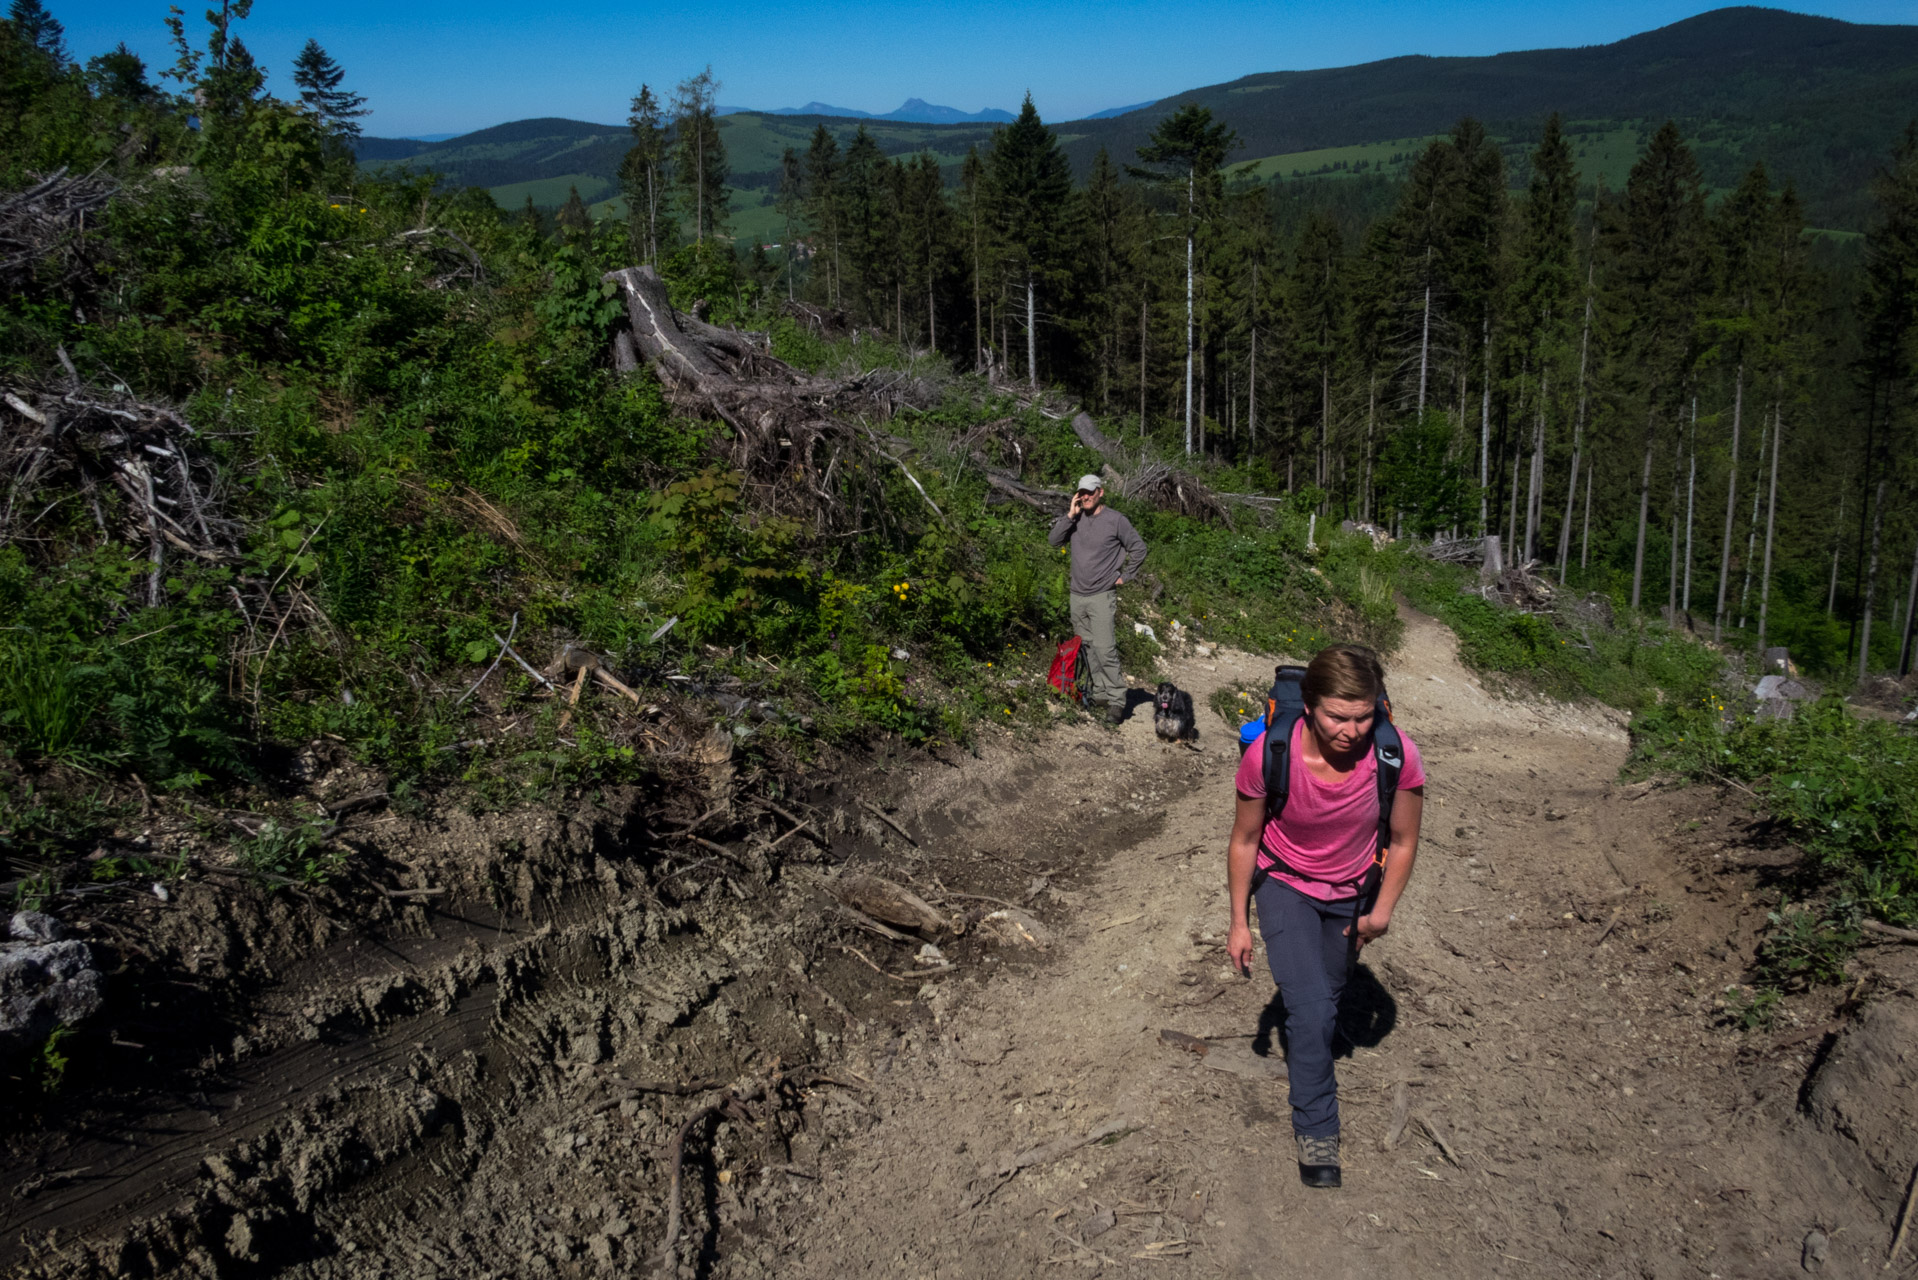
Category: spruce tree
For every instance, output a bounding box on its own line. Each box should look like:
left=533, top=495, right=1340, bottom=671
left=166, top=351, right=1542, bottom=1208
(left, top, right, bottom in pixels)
left=987, top=95, right=1074, bottom=389
left=775, top=146, right=804, bottom=300
left=1508, top=115, right=1576, bottom=563
left=1855, top=122, right=1918, bottom=676
left=1132, top=104, right=1239, bottom=452
left=1603, top=120, right=1708, bottom=610
left=8, top=0, right=66, bottom=69
left=897, top=152, right=952, bottom=351
left=292, top=38, right=367, bottom=138
left=85, top=44, right=157, bottom=103
left=803, top=126, right=843, bottom=307
left=1705, top=162, right=1775, bottom=639
left=556, top=185, right=591, bottom=241
left=1288, top=213, right=1345, bottom=492
left=839, top=125, right=893, bottom=327
left=959, top=145, right=989, bottom=372
left=670, top=66, right=727, bottom=243
left=620, top=85, right=669, bottom=263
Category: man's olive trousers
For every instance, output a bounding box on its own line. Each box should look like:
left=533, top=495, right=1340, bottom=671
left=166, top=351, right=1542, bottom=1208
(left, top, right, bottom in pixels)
left=1068, top=589, right=1124, bottom=710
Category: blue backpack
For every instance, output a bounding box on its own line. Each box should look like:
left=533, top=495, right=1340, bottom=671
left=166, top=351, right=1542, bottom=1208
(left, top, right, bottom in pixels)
left=1240, top=665, right=1404, bottom=896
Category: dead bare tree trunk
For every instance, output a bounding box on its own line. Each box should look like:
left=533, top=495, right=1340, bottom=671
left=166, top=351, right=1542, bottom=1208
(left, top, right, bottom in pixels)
left=1714, top=366, right=1744, bottom=642
left=1899, top=532, right=1918, bottom=676
left=1582, top=465, right=1593, bottom=571
left=1738, top=417, right=1768, bottom=629
left=1630, top=407, right=1656, bottom=610
left=1757, top=406, right=1782, bottom=656
left=1480, top=315, right=1493, bottom=535
left=1555, top=265, right=1594, bottom=577
left=1416, top=269, right=1432, bottom=416
left=1860, top=477, right=1888, bottom=682
left=1025, top=276, right=1037, bottom=391
left=1683, top=396, right=1697, bottom=613
left=1524, top=373, right=1546, bottom=564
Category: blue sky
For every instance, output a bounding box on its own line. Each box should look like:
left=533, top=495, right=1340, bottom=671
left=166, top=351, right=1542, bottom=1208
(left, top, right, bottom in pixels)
left=64, top=1, right=1914, bottom=138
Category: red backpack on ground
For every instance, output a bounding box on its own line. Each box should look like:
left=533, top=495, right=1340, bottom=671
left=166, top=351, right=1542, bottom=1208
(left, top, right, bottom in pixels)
left=1047, top=637, right=1090, bottom=706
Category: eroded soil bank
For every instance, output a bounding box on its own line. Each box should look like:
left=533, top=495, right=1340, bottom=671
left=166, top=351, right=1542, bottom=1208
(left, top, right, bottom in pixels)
left=6, top=607, right=1915, bottom=1279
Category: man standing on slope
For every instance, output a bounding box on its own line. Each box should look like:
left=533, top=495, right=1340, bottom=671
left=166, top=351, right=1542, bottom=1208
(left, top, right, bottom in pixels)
left=1048, top=475, right=1147, bottom=725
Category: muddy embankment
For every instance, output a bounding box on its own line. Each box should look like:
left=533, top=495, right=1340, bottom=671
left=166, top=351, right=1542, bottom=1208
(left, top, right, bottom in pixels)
left=0, top=715, right=1120, bottom=1278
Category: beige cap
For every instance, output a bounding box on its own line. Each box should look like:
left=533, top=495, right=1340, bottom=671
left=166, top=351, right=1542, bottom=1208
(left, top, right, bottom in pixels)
left=1076, top=474, right=1103, bottom=492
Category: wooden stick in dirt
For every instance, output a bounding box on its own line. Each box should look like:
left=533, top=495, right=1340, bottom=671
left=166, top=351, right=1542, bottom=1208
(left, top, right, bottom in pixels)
left=657, top=1101, right=724, bottom=1269
left=1418, top=1113, right=1461, bottom=1166
left=1888, top=1161, right=1918, bottom=1269
left=1863, top=919, right=1918, bottom=945
left=971, top=1117, right=1135, bottom=1208
left=1592, top=909, right=1623, bottom=947
left=858, top=799, right=917, bottom=846
left=839, top=943, right=925, bottom=984
left=382, top=886, right=446, bottom=899
left=683, top=834, right=754, bottom=871
left=1381, top=1082, right=1411, bottom=1150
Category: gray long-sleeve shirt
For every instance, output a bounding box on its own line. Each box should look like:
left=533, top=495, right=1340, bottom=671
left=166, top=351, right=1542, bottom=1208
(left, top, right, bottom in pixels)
left=1048, top=505, right=1147, bottom=596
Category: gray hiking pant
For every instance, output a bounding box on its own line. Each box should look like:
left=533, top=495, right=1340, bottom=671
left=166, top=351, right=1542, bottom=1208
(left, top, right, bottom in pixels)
left=1255, top=876, right=1361, bottom=1139
left=1068, top=590, right=1124, bottom=710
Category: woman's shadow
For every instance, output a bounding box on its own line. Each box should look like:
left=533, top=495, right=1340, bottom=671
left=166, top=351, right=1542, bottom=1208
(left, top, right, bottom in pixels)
left=1251, top=963, right=1398, bottom=1064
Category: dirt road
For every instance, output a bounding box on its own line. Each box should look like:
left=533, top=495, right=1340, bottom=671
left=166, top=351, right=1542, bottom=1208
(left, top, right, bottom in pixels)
left=762, top=609, right=1918, bottom=1280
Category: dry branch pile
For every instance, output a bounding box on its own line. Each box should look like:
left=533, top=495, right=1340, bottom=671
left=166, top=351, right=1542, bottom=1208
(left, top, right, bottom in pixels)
left=1420, top=534, right=1483, bottom=564
left=606, top=264, right=955, bottom=535
left=0, top=167, right=116, bottom=297
left=1, top=380, right=241, bottom=605
left=1120, top=461, right=1235, bottom=527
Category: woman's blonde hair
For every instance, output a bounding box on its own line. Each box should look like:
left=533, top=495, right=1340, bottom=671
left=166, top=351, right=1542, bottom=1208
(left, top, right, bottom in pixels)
left=1301, top=644, right=1385, bottom=707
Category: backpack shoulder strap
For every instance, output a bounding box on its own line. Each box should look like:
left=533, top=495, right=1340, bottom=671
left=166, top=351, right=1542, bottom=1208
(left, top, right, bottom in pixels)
left=1370, top=693, right=1404, bottom=862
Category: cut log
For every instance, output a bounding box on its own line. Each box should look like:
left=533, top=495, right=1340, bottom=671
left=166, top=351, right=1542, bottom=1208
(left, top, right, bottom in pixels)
left=830, top=873, right=949, bottom=937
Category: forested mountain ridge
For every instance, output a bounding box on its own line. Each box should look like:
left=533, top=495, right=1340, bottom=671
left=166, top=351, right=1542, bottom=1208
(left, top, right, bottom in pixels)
left=1062, top=6, right=1918, bottom=228
left=355, top=6, right=1916, bottom=231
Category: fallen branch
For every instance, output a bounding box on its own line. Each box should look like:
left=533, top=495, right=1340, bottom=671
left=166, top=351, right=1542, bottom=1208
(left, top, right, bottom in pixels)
left=755, top=800, right=820, bottom=851
left=381, top=886, right=446, bottom=899
left=683, top=834, right=756, bottom=873
left=827, top=899, right=914, bottom=944
left=591, top=664, right=643, bottom=703
left=1417, top=1113, right=1461, bottom=1166
left=496, top=634, right=556, bottom=691
left=1863, top=918, right=1918, bottom=945
left=656, top=1079, right=770, bottom=1270
left=972, top=1116, right=1135, bottom=1208
left=1888, top=1159, right=1918, bottom=1269
left=838, top=943, right=950, bottom=983
left=1591, top=909, right=1623, bottom=948
left=858, top=799, right=917, bottom=846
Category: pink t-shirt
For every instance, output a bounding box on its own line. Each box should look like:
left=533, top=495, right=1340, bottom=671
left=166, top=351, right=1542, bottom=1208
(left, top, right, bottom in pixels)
left=1233, top=716, right=1426, bottom=901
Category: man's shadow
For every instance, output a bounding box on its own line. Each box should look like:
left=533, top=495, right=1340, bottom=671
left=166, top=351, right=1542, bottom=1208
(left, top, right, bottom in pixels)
left=1251, top=963, right=1398, bottom=1064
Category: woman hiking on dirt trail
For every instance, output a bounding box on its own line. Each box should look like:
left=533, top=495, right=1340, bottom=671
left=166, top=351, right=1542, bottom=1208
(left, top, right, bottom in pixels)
left=1225, top=644, right=1425, bottom=1189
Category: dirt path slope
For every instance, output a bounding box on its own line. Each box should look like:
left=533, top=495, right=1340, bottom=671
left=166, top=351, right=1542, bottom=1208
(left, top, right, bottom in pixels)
left=13, top=605, right=1912, bottom=1280
left=766, top=608, right=1918, bottom=1280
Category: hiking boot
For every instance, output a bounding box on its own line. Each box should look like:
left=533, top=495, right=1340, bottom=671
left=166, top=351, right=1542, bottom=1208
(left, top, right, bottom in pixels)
left=1296, top=1133, right=1341, bottom=1189
left=1106, top=702, right=1126, bottom=725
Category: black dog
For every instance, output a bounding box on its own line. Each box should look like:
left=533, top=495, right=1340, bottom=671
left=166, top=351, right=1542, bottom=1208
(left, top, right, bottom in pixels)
left=1154, top=682, right=1196, bottom=744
